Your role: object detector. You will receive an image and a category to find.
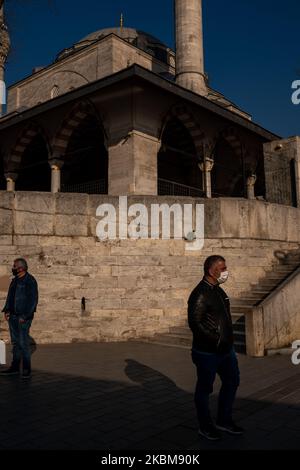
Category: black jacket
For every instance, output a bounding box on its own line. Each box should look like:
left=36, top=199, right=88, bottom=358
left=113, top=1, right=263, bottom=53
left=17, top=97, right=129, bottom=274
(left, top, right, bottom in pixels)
left=188, top=278, right=234, bottom=353
left=2, top=272, right=38, bottom=321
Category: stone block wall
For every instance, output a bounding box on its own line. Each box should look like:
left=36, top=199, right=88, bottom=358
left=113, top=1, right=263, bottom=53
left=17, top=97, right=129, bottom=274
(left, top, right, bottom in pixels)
left=7, top=35, right=175, bottom=113
left=253, top=268, right=300, bottom=353
left=264, top=137, right=300, bottom=207
left=0, top=192, right=299, bottom=345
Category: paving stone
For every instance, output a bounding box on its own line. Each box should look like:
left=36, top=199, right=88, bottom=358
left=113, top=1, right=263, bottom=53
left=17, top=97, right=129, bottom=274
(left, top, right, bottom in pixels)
left=0, top=342, right=299, bottom=450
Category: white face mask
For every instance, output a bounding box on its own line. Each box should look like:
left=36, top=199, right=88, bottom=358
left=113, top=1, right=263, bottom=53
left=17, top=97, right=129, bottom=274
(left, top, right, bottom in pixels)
left=217, top=271, right=229, bottom=284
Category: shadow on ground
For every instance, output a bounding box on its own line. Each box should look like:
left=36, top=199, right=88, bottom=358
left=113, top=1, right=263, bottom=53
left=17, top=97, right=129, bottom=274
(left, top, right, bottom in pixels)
left=0, top=357, right=299, bottom=450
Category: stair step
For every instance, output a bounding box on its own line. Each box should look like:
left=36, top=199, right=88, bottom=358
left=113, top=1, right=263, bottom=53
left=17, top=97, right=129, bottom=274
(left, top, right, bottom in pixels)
left=232, top=303, right=256, bottom=307
left=234, top=342, right=247, bottom=354
left=136, top=338, right=190, bottom=350
left=260, top=279, right=287, bottom=287
left=233, top=332, right=246, bottom=342
left=253, top=281, right=282, bottom=287
left=274, top=267, right=298, bottom=273
left=251, top=290, right=271, bottom=294
left=147, top=334, right=191, bottom=346
left=170, top=327, right=190, bottom=334
left=264, top=276, right=290, bottom=281
left=231, top=300, right=255, bottom=305
left=167, top=330, right=246, bottom=339
left=233, top=322, right=245, bottom=329
left=181, top=323, right=246, bottom=332
left=231, top=305, right=251, bottom=310
left=231, top=313, right=246, bottom=319
left=136, top=335, right=246, bottom=352
left=238, top=292, right=268, bottom=296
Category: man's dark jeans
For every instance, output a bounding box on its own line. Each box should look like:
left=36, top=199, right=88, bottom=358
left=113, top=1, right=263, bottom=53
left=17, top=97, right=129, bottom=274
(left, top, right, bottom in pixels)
left=191, top=347, right=240, bottom=427
left=9, top=315, right=32, bottom=372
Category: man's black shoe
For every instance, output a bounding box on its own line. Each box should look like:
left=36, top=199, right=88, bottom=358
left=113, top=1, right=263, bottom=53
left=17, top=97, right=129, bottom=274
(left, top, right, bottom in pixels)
left=21, top=370, right=32, bottom=379
left=216, top=421, right=244, bottom=435
left=0, top=367, right=19, bottom=376
left=198, top=423, right=222, bottom=441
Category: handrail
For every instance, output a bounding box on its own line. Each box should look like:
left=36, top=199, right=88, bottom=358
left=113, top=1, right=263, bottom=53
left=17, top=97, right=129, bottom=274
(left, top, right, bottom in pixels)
left=158, top=178, right=204, bottom=197
left=256, top=264, right=300, bottom=308
left=158, top=178, right=203, bottom=193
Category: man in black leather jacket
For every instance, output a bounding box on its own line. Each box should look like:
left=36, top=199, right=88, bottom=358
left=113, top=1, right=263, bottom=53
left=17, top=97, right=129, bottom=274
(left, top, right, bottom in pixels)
left=1, top=258, right=38, bottom=379
left=188, top=255, right=243, bottom=441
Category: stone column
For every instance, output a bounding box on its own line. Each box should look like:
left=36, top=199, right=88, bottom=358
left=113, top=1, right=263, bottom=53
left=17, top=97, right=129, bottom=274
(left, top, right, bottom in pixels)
left=108, top=130, right=159, bottom=195
left=5, top=172, right=17, bottom=191
left=199, top=157, right=214, bottom=198
left=175, top=0, right=207, bottom=95
left=247, top=174, right=257, bottom=200
left=49, top=159, right=63, bottom=193
left=0, top=3, right=10, bottom=116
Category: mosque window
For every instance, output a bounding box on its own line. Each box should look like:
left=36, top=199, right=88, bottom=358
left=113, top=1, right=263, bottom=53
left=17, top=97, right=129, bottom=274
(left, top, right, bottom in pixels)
left=51, top=85, right=60, bottom=99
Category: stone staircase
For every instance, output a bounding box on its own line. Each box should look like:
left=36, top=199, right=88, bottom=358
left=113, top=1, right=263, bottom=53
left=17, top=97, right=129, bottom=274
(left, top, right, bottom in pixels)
left=135, top=248, right=300, bottom=354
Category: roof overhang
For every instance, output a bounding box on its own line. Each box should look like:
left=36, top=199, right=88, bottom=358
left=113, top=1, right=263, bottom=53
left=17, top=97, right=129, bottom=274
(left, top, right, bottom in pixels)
left=0, top=64, right=280, bottom=141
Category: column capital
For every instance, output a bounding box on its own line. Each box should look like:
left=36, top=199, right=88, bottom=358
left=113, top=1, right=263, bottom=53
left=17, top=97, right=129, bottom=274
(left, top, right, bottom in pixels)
left=247, top=174, right=257, bottom=200
left=199, top=157, right=214, bottom=173
left=4, top=171, right=17, bottom=181
left=49, top=158, right=64, bottom=170
left=5, top=172, right=17, bottom=192
left=198, top=157, right=214, bottom=198
left=247, top=174, right=257, bottom=187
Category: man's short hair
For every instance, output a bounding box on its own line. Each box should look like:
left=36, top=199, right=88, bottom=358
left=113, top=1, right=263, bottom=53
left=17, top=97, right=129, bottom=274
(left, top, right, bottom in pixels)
left=14, top=258, right=28, bottom=271
left=204, top=255, right=225, bottom=276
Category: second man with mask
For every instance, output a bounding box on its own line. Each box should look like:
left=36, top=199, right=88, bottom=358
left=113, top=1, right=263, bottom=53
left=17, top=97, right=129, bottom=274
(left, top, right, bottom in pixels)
left=0, top=258, right=38, bottom=379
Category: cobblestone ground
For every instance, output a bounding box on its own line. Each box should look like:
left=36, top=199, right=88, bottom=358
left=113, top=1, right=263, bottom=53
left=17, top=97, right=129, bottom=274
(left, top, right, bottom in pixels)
left=0, top=342, right=299, bottom=450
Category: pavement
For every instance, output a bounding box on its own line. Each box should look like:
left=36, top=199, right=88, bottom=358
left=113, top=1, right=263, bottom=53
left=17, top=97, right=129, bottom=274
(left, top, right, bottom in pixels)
left=0, top=341, right=299, bottom=450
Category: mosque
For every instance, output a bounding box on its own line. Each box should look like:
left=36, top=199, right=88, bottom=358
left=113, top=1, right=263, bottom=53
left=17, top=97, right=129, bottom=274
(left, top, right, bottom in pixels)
left=0, top=0, right=299, bottom=356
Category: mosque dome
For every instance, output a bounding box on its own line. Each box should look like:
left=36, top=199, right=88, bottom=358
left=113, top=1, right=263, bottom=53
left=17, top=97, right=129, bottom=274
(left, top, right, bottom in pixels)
left=56, top=27, right=171, bottom=64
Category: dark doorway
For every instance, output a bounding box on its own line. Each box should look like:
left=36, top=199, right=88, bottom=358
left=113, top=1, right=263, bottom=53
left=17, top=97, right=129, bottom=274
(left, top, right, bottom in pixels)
left=0, top=153, right=6, bottom=190
left=16, top=134, right=51, bottom=191
left=61, top=114, right=108, bottom=194
left=290, top=158, right=298, bottom=208
left=212, top=137, right=245, bottom=197
left=158, top=118, right=203, bottom=197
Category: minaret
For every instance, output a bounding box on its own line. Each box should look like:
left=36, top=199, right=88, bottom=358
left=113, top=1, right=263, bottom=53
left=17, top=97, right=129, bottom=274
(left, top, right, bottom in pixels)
left=0, top=1, right=10, bottom=116
left=175, top=0, right=207, bottom=96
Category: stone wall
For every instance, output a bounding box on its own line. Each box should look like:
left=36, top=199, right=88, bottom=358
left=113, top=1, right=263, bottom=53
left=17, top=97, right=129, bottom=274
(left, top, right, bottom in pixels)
left=264, top=137, right=300, bottom=207
left=249, top=268, right=300, bottom=355
left=0, top=192, right=299, bottom=345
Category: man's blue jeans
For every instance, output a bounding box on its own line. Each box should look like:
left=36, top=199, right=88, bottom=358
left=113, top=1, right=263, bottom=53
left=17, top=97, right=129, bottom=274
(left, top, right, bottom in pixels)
left=191, top=347, right=240, bottom=427
left=9, top=315, right=32, bottom=371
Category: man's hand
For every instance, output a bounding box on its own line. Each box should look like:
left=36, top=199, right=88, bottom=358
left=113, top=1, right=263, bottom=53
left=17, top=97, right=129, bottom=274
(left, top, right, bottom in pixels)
left=4, top=312, right=10, bottom=321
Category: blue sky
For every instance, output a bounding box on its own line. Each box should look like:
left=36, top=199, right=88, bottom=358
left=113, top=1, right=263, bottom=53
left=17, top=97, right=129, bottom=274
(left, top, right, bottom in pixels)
left=4, top=0, right=300, bottom=137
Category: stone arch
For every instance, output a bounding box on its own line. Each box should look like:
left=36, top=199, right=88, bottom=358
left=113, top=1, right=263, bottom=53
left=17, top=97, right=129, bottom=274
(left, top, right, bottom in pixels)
left=219, top=126, right=243, bottom=156
left=0, top=147, right=6, bottom=190
left=211, top=126, right=246, bottom=197
left=159, top=104, right=206, bottom=159
left=157, top=105, right=205, bottom=196
left=10, top=121, right=51, bottom=171
left=53, top=100, right=108, bottom=194
left=52, top=100, right=107, bottom=158
left=8, top=122, right=52, bottom=191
